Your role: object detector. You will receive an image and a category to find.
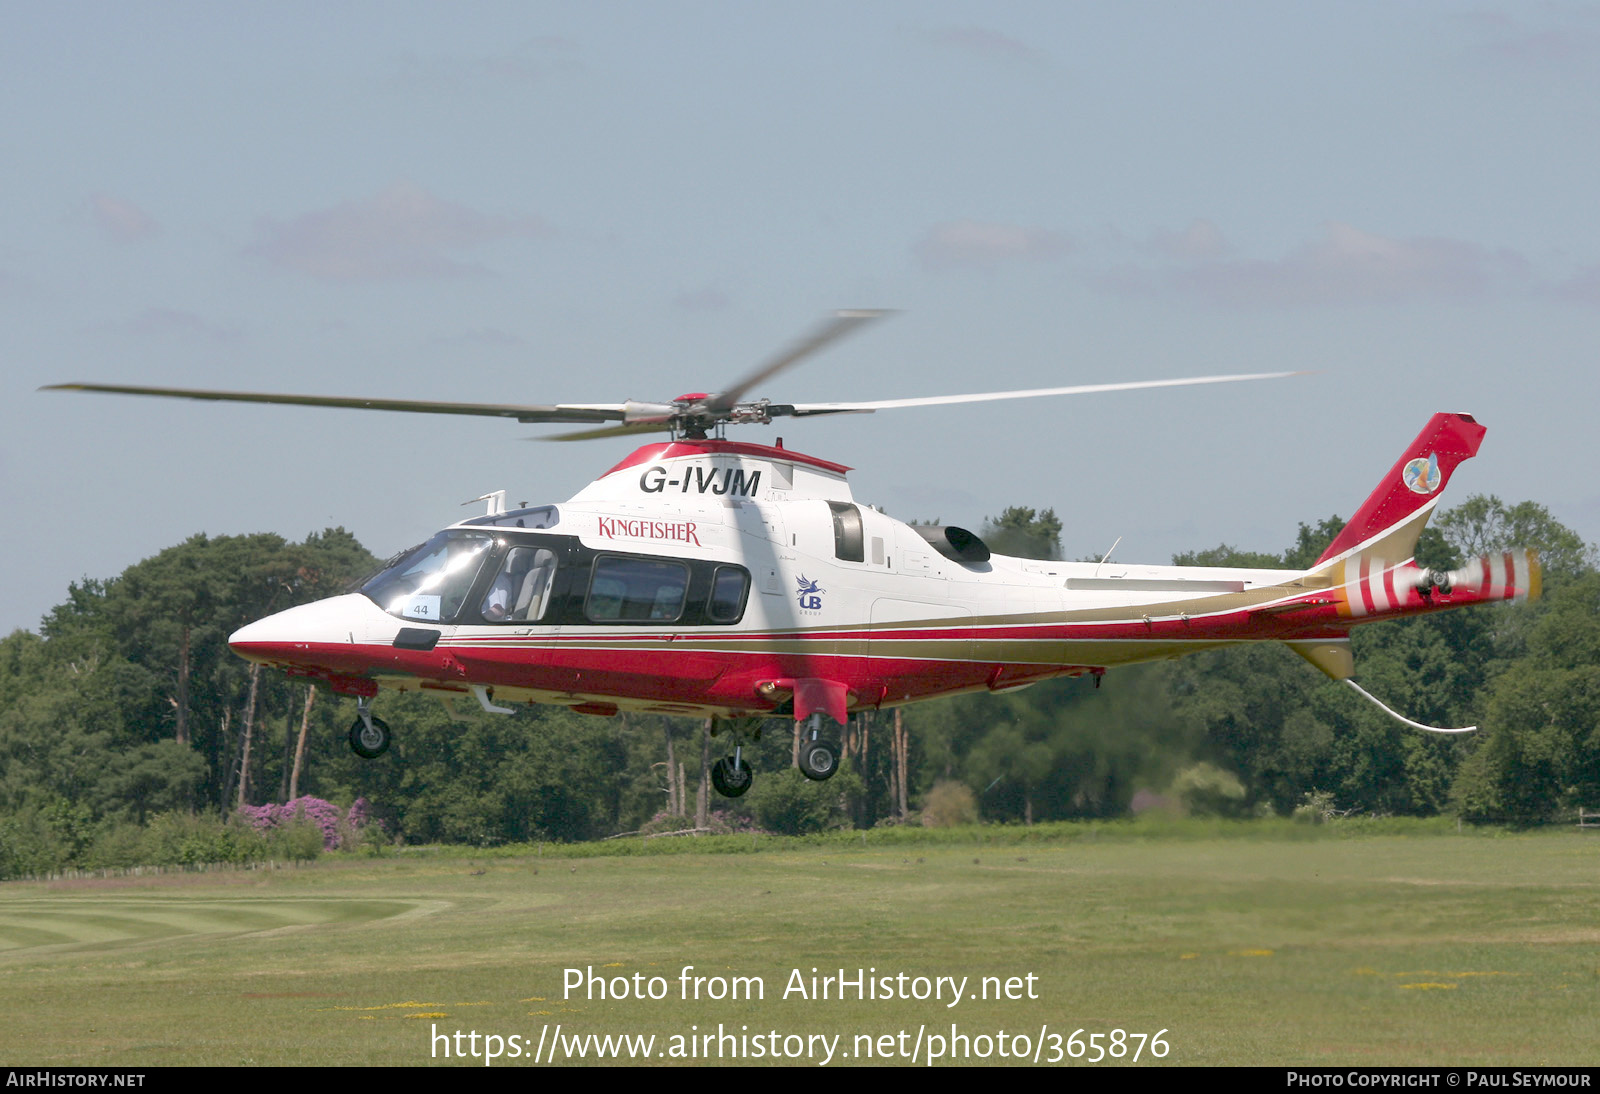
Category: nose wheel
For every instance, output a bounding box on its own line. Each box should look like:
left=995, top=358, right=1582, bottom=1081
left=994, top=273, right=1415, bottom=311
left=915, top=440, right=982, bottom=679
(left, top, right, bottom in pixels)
left=710, top=754, right=753, bottom=798
left=708, top=717, right=760, bottom=798
left=349, top=701, right=391, bottom=759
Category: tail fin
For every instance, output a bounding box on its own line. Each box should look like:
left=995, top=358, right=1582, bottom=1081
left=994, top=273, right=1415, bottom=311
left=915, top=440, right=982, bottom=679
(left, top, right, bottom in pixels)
left=1314, top=412, right=1486, bottom=567
left=1298, top=412, right=1538, bottom=631
left=1287, top=414, right=1538, bottom=720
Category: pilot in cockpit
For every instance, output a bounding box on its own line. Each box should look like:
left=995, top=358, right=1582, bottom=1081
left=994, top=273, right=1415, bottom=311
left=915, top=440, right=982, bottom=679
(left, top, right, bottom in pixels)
left=481, top=547, right=556, bottom=622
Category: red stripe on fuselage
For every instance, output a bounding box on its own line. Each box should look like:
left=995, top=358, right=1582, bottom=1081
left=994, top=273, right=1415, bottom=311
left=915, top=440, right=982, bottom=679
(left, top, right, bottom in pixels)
left=231, top=577, right=1514, bottom=716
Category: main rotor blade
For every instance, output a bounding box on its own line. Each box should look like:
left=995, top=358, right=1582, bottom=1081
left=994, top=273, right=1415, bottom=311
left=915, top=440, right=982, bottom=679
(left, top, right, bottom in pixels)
left=41, top=383, right=629, bottom=424
left=705, top=309, right=892, bottom=414
left=779, top=370, right=1307, bottom=416
left=540, top=421, right=677, bottom=442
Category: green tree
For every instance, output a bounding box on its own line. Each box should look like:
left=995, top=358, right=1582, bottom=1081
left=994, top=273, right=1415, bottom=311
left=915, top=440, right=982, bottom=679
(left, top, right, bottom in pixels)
left=1436, top=496, right=1593, bottom=582
left=20, top=530, right=378, bottom=815
left=1453, top=572, right=1600, bottom=823
left=746, top=767, right=859, bottom=835
left=1281, top=516, right=1345, bottom=569
left=982, top=507, right=1063, bottom=560
left=1172, top=545, right=1283, bottom=569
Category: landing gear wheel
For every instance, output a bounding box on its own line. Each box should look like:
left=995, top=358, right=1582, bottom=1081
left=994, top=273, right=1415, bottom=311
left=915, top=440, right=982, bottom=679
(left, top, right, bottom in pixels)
left=349, top=715, right=391, bottom=759
left=711, top=755, right=753, bottom=798
left=798, top=739, right=840, bottom=781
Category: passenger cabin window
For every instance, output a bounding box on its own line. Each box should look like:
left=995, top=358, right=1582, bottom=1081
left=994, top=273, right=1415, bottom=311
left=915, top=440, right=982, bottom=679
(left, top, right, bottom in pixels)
left=586, top=557, right=690, bottom=622
left=828, top=501, right=864, bottom=562
left=479, top=547, right=558, bottom=623
left=707, top=566, right=750, bottom=624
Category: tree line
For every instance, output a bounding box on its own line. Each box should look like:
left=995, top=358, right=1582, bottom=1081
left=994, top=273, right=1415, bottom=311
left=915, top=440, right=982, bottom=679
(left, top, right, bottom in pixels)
left=0, top=496, right=1594, bottom=875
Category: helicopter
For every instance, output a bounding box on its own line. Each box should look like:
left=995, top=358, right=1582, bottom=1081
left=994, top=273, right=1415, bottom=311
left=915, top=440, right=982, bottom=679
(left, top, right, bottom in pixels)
left=46, top=311, right=1539, bottom=798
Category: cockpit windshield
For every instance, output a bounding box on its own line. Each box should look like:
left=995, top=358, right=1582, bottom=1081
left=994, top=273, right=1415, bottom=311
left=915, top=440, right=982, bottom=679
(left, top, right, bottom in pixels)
left=361, top=530, right=494, bottom=624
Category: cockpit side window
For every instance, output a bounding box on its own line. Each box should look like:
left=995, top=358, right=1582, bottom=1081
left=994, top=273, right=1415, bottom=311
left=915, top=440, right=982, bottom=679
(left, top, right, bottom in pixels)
left=479, top=547, right=558, bottom=623
left=361, top=531, right=494, bottom=623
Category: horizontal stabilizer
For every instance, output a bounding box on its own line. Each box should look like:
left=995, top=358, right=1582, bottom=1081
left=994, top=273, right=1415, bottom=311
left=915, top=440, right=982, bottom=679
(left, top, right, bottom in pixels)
left=1287, top=639, right=1354, bottom=680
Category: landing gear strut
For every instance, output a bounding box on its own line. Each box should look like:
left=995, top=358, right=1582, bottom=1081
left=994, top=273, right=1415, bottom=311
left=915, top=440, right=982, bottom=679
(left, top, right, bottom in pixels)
left=797, top=712, right=840, bottom=782
left=349, top=698, right=391, bottom=759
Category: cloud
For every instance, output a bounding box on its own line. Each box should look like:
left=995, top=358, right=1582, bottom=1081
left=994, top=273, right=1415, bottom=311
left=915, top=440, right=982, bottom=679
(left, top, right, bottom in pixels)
left=914, top=220, right=1072, bottom=271
left=248, top=182, right=549, bottom=281
left=94, top=308, right=242, bottom=342
left=1149, top=219, right=1231, bottom=261
left=89, top=193, right=158, bottom=243
left=1545, top=265, right=1600, bottom=306
left=915, top=25, right=1048, bottom=66
left=1103, top=222, right=1525, bottom=307
left=1457, top=9, right=1600, bottom=67
left=1488, top=28, right=1596, bottom=62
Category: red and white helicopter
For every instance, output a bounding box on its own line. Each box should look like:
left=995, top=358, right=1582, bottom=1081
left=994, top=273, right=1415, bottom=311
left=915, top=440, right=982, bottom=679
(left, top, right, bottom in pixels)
left=48, top=311, right=1539, bottom=797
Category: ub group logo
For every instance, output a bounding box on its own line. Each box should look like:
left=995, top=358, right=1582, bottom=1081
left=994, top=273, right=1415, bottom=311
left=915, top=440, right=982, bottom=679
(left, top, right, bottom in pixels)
left=796, top=575, right=824, bottom=612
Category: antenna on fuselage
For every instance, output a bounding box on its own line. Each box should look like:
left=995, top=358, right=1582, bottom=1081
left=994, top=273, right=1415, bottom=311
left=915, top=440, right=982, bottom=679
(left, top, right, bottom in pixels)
left=1343, top=679, right=1477, bottom=734
left=463, top=490, right=507, bottom=517
left=1094, top=536, right=1123, bottom=576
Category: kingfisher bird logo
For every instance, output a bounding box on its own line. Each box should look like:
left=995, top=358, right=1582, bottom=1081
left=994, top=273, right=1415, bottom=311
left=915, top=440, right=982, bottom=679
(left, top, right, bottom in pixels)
left=796, top=574, right=824, bottom=611
left=1402, top=452, right=1442, bottom=495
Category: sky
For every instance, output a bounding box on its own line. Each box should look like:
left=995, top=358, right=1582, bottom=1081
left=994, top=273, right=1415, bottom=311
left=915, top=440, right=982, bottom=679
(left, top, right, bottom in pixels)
left=4, top=1, right=1599, bottom=635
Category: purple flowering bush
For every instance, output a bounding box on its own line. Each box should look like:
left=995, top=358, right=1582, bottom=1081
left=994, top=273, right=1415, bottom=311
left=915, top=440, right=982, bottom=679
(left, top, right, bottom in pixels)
left=707, top=809, right=759, bottom=834
left=237, top=797, right=373, bottom=851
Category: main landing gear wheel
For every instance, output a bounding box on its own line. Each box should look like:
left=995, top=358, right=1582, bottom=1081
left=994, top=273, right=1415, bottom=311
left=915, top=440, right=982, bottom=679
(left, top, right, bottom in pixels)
left=711, top=755, right=753, bottom=798
left=349, top=715, right=391, bottom=759
left=798, top=739, right=840, bottom=781
left=796, top=710, right=841, bottom=782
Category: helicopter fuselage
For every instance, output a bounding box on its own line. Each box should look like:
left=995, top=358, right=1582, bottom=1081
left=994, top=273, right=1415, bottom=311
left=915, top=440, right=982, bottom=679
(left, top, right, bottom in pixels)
left=227, top=432, right=1535, bottom=726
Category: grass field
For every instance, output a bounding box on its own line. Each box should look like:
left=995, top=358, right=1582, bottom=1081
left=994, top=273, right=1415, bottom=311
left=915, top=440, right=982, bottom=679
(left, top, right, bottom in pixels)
left=2, top=821, right=1597, bottom=1067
